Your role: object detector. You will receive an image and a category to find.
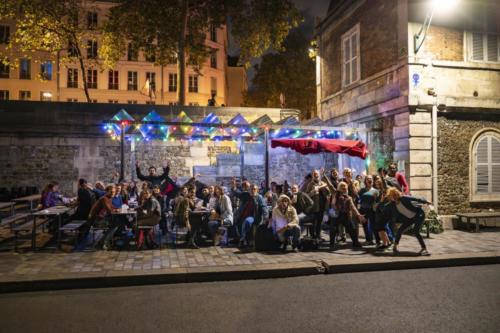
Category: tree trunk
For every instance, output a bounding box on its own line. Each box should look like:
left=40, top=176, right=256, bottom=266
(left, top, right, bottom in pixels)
left=75, top=46, right=91, bottom=103
left=177, top=0, right=188, bottom=106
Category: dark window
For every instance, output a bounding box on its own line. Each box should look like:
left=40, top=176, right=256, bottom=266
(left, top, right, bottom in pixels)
left=0, top=62, right=9, bottom=78
left=40, top=61, right=52, bottom=80
left=67, top=68, right=78, bottom=88
left=86, top=69, right=97, bottom=89
left=68, top=42, right=78, bottom=57
left=108, top=70, right=119, bottom=90
left=127, top=100, right=137, bottom=104
left=168, top=73, right=177, bottom=92
left=67, top=98, right=78, bottom=103
left=188, top=75, right=198, bottom=93
left=210, top=50, right=217, bottom=69
left=210, top=25, right=217, bottom=42
left=87, top=40, right=98, bottom=59
left=127, top=71, right=138, bottom=90
left=19, top=90, right=31, bottom=100
left=0, top=90, right=9, bottom=100
left=19, top=59, right=31, bottom=79
left=108, top=100, right=118, bottom=104
left=127, top=43, right=138, bottom=61
left=0, top=25, right=9, bottom=44
left=145, top=100, right=155, bottom=105
left=87, top=11, right=98, bottom=29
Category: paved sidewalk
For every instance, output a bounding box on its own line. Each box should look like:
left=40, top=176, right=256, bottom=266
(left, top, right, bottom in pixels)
left=1, top=230, right=499, bottom=292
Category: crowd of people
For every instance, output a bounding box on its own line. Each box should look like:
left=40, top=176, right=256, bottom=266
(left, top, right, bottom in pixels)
left=39, top=160, right=432, bottom=255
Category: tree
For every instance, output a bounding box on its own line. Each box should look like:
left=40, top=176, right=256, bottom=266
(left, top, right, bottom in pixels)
left=100, top=0, right=301, bottom=106
left=1, top=0, right=99, bottom=102
left=244, top=25, right=316, bottom=119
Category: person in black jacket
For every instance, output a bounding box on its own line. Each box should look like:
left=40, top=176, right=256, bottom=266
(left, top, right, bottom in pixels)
left=135, top=160, right=170, bottom=187
left=72, top=179, right=95, bottom=220
left=290, top=184, right=314, bottom=225
left=386, top=187, right=431, bottom=256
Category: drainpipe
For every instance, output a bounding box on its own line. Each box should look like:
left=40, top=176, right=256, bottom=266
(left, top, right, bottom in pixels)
left=432, top=99, right=438, bottom=213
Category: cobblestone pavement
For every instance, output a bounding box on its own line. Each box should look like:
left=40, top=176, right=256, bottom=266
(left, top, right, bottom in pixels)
left=0, top=229, right=499, bottom=280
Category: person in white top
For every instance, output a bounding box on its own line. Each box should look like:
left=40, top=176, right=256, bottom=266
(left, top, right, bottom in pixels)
left=270, top=195, right=301, bottom=252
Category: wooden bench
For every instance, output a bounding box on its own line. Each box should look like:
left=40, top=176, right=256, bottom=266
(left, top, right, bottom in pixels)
left=456, top=212, right=500, bottom=232
left=12, top=218, right=48, bottom=251
left=0, top=213, right=31, bottom=230
left=60, top=220, right=87, bottom=247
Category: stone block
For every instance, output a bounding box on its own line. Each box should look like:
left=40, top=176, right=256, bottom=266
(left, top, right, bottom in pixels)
left=395, top=138, right=409, bottom=152
left=217, top=154, right=240, bottom=165
left=409, top=150, right=432, bottom=163
left=409, top=124, right=431, bottom=137
left=409, top=163, right=432, bottom=176
left=393, top=151, right=409, bottom=162
left=410, top=111, right=431, bottom=124
left=393, top=126, right=409, bottom=140
left=410, top=190, right=433, bottom=202
left=394, top=112, right=409, bottom=126
left=409, top=137, right=431, bottom=150
left=218, top=165, right=240, bottom=177
left=409, top=176, right=432, bottom=190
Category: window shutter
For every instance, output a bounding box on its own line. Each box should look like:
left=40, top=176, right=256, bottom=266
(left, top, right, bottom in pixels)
left=343, top=38, right=350, bottom=86
left=492, top=138, right=500, bottom=192
left=472, top=33, right=484, bottom=61
left=476, top=137, right=489, bottom=193
left=486, top=34, right=499, bottom=62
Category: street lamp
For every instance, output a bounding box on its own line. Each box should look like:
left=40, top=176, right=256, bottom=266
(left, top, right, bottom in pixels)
left=414, top=0, right=460, bottom=53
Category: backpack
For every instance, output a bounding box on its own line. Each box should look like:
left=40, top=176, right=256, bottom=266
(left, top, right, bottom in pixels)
left=254, top=223, right=279, bottom=251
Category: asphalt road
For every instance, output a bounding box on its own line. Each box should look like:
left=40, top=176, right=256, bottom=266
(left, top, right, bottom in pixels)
left=1, top=265, right=499, bottom=333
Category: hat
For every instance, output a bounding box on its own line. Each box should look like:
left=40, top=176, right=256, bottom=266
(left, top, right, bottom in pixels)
left=277, top=194, right=291, bottom=204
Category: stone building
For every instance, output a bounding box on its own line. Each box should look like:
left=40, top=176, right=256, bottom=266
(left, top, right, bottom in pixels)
left=0, top=1, right=246, bottom=107
left=315, top=0, right=500, bottom=215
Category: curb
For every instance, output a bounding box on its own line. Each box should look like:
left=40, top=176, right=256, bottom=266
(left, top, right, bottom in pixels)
left=1, top=252, right=499, bottom=294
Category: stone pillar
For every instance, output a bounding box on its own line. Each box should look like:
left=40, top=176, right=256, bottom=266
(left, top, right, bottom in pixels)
left=408, top=108, right=433, bottom=201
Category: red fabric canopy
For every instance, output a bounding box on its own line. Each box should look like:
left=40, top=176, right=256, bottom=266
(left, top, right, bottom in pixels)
left=271, top=138, right=367, bottom=159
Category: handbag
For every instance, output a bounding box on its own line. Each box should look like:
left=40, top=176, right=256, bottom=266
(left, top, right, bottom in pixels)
left=328, top=207, right=339, bottom=218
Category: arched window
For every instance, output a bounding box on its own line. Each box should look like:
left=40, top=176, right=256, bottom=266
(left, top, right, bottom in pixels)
left=470, top=129, right=500, bottom=202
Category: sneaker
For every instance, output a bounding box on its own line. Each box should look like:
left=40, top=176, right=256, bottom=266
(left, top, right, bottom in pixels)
left=366, top=241, right=375, bottom=246
left=376, top=244, right=388, bottom=251
left=419, top=249, right=430, bottom=256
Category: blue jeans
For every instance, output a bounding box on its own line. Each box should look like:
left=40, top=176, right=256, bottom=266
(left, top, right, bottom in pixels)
left=208, top=219, right=232, bottom=238
left=240, top=217, right=254, bottom=242
left=279, top=226, right=301, bottom=246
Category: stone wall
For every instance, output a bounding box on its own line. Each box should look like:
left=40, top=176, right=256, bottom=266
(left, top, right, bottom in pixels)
left=438, top=116, right=500, bottom=214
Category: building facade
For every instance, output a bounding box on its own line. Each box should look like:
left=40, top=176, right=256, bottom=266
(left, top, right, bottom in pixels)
left=316, top=0, right=500, bottom=214
left=0, top=1, right=245, bottom=106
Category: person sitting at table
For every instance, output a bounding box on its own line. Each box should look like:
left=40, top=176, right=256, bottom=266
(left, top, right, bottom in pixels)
left=93, top=181, right=106, bottom=199
left=112, top=183, right=124, bottom=209
left=136, top=160, right=171, bottom=187
left=41, top=182, right=62, bottom=209
left=270, top=195, right=301, bottom=252
left=87, top=185, right=117, bottom=250
left=136, top=188, right=162, bottom=249
left=174, top=185, right=199, bottom=248
left=72, top=179, right=96, bottom=221
left=152, top=185, right=167, bottom=235
left=231, top=179, right=254, bottom=248
left=119, top=182, right=129, bottom=204
left=208, top=185, right=233, bottom=246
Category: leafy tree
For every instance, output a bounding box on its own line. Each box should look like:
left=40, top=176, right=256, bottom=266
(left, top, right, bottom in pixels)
left=1, top=0, right=100, bottom=102
left=100, top=0, right=301, bottom=106
left=244, top=25, right=316, bottom=119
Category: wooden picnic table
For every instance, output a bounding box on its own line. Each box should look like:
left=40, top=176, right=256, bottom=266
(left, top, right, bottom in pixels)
left=32, top=206, right=72, bottom=249
left=0, top=202, right=15, bottom=216
left=13, top=194, right=41, bottom=211
left=455, top=212, right=500, bottom=233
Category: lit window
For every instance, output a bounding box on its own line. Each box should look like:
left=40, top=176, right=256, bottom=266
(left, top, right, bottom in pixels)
left=40, top=61, right=52, bottom=80
left=40, top=91, right=52, bottom=101
left=168, top=73, right=177, bottom=92
left=108, top=70, right=119, bottom=90
left=67, top=68, right=78, bottom=88
left=127, top=71, right=138, bottom=90
left=87, top=40, right=98, bottom=59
